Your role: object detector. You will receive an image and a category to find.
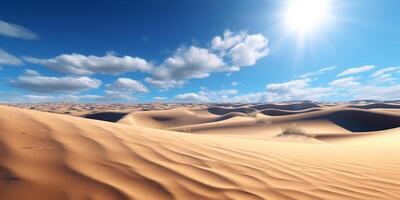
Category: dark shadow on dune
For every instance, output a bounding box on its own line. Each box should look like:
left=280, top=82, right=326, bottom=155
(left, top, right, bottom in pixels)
left=208, top=107, right=257, bottom=115
left=348, top=103, right=400, bottom=109
left=212, top=112, right=247, bottom=121
left=152, top=116, right=174, bottom=121
left=261, top=108, right=322, bottom=116
left=208, top=103, right=321, bottom=115
left=250, top=102, right=320, bottom=111
left=311, top=110, right=400, bottom=132
left=83, top=112, right=129, bottom=122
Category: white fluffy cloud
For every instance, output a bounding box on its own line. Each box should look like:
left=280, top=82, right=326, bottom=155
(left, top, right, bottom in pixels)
left=151, top=46, right=226, bottom=81
left=106, top=78, right=148, bottom=93
left=147, top=30, right=269, bottom=89
left=329, top=77, right=360, bottom=88
left=0, top=49, right=22, bottom=66
left=0, top=20, right=39, bottom=40
left=146, top=46, right=226, bottom=90
left=211, top=30, right=269, bottom=71
left=229, top=92, right=268, bottom=103
left=338, top=65, right=374, bottom=76
left=174, top=88, right=239, bottom=102
left=265, top=78, right=333, bottom=102
left=228, top=34, right=269, bottom=69
left=103, top=78, right=148, bottom=100
left=174, top=93, right=210, bottom=102
left=13, top=70, right=101, bottom=93
left=24, top=53, right=153, bottom=75
left=211, top=30, right=245, bottom=53
left=103, top=90, right=138, bottom=100
left=23, top=94, right=102, bottom=102
left=153, top=96, right=167, bottom=101
left=144, top=77, right=185, bottom=91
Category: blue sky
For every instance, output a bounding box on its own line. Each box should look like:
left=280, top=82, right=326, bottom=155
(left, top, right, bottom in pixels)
left=1, top=0, right=400, bottom=103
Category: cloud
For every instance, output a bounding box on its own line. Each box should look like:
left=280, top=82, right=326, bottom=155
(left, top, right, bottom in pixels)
left=103, top=78, right=148, bottom=100
left=229, top=92, right=268, bottom=103
left=147, top=30, right=269, bottom=89
left=300, top=66, right=336, bottom=78
left=173, top=88, right=239, bottom=103
left=265, top=78, right=333, bottom=101
left=231, top=81, right=239, bottom=86
left=103, top=90, right=138, bottom=100
left=151, top=46, right=226, bottom=81
left=24, top=53, right=153, bottom=75
left=153, top=96, right=167, bottom=101
left=211, top=30, right=245, bottom=53
left=0, top=49, right=22, bottom=66
left=13, top=70, right=101, bottom=93
left=106, top=78, right=148, bottom=93
left=20, top=94, right=103, bottom=103
left=352, top=85, right=400, bottom=100
left=211, top=30, right=269, bottom=70
left=174, top=92, right=210, bottom=102
left=0, top=20, right=39, bottom=40
left=371, top=67, right=399, bottom=77
left=338, top=65, right=374, bottom=76
left=146, top=46, right=226, bottom=90
left=370, top=66, right=399, bottom=83
left=228, top=33, right=269, bottom=69
left=329, top=77, right=360, bottom=88
left=144, top=77, right=185, bottom=91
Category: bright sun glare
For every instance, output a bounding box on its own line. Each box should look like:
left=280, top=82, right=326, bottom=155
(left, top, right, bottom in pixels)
left=285, top=0, right=331, bottom=34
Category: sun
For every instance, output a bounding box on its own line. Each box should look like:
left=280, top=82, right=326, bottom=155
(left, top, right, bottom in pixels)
left=284, top=0, right=331, bottom=34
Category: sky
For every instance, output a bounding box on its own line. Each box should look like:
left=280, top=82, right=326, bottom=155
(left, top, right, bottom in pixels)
left=0, top=0, right=400, bottom=103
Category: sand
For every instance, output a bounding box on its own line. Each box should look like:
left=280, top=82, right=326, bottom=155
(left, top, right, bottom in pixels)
left=1, top=102, right=400, bottom=200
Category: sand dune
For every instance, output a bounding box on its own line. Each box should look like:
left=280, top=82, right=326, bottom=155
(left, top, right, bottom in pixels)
left=164, top=107, right=400, bottom=139
left=1, top=104, right=400, bottom=200
left=347, top=103, right=400, bottom=109
left=118, top=108, right=246, bottom=129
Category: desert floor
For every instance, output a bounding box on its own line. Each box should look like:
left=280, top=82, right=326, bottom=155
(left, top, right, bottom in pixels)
left=1, top=102, right=400, bottom=200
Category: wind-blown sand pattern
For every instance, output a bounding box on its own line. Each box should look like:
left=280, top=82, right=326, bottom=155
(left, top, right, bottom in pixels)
left=1, top=102, right=400, bottom=200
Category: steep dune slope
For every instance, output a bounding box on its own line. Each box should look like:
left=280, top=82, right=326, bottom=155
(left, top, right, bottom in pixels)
left=1, top=105, right=400, bottom=200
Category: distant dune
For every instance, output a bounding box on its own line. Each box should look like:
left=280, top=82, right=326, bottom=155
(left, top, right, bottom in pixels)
left=347, top=103, right=400, bottom=109
left=1, top=103, right=400, bottom=200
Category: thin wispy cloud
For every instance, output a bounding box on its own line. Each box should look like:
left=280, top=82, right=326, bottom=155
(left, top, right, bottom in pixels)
left=329, top=77, right=360, bottom=88
left=300, top=66, right=336, bottom=78
left=0, top=49, right=22, bottom=66
left=338, top=65, right=374, bottom=76
left=0, top=20, right=39, bottom=40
